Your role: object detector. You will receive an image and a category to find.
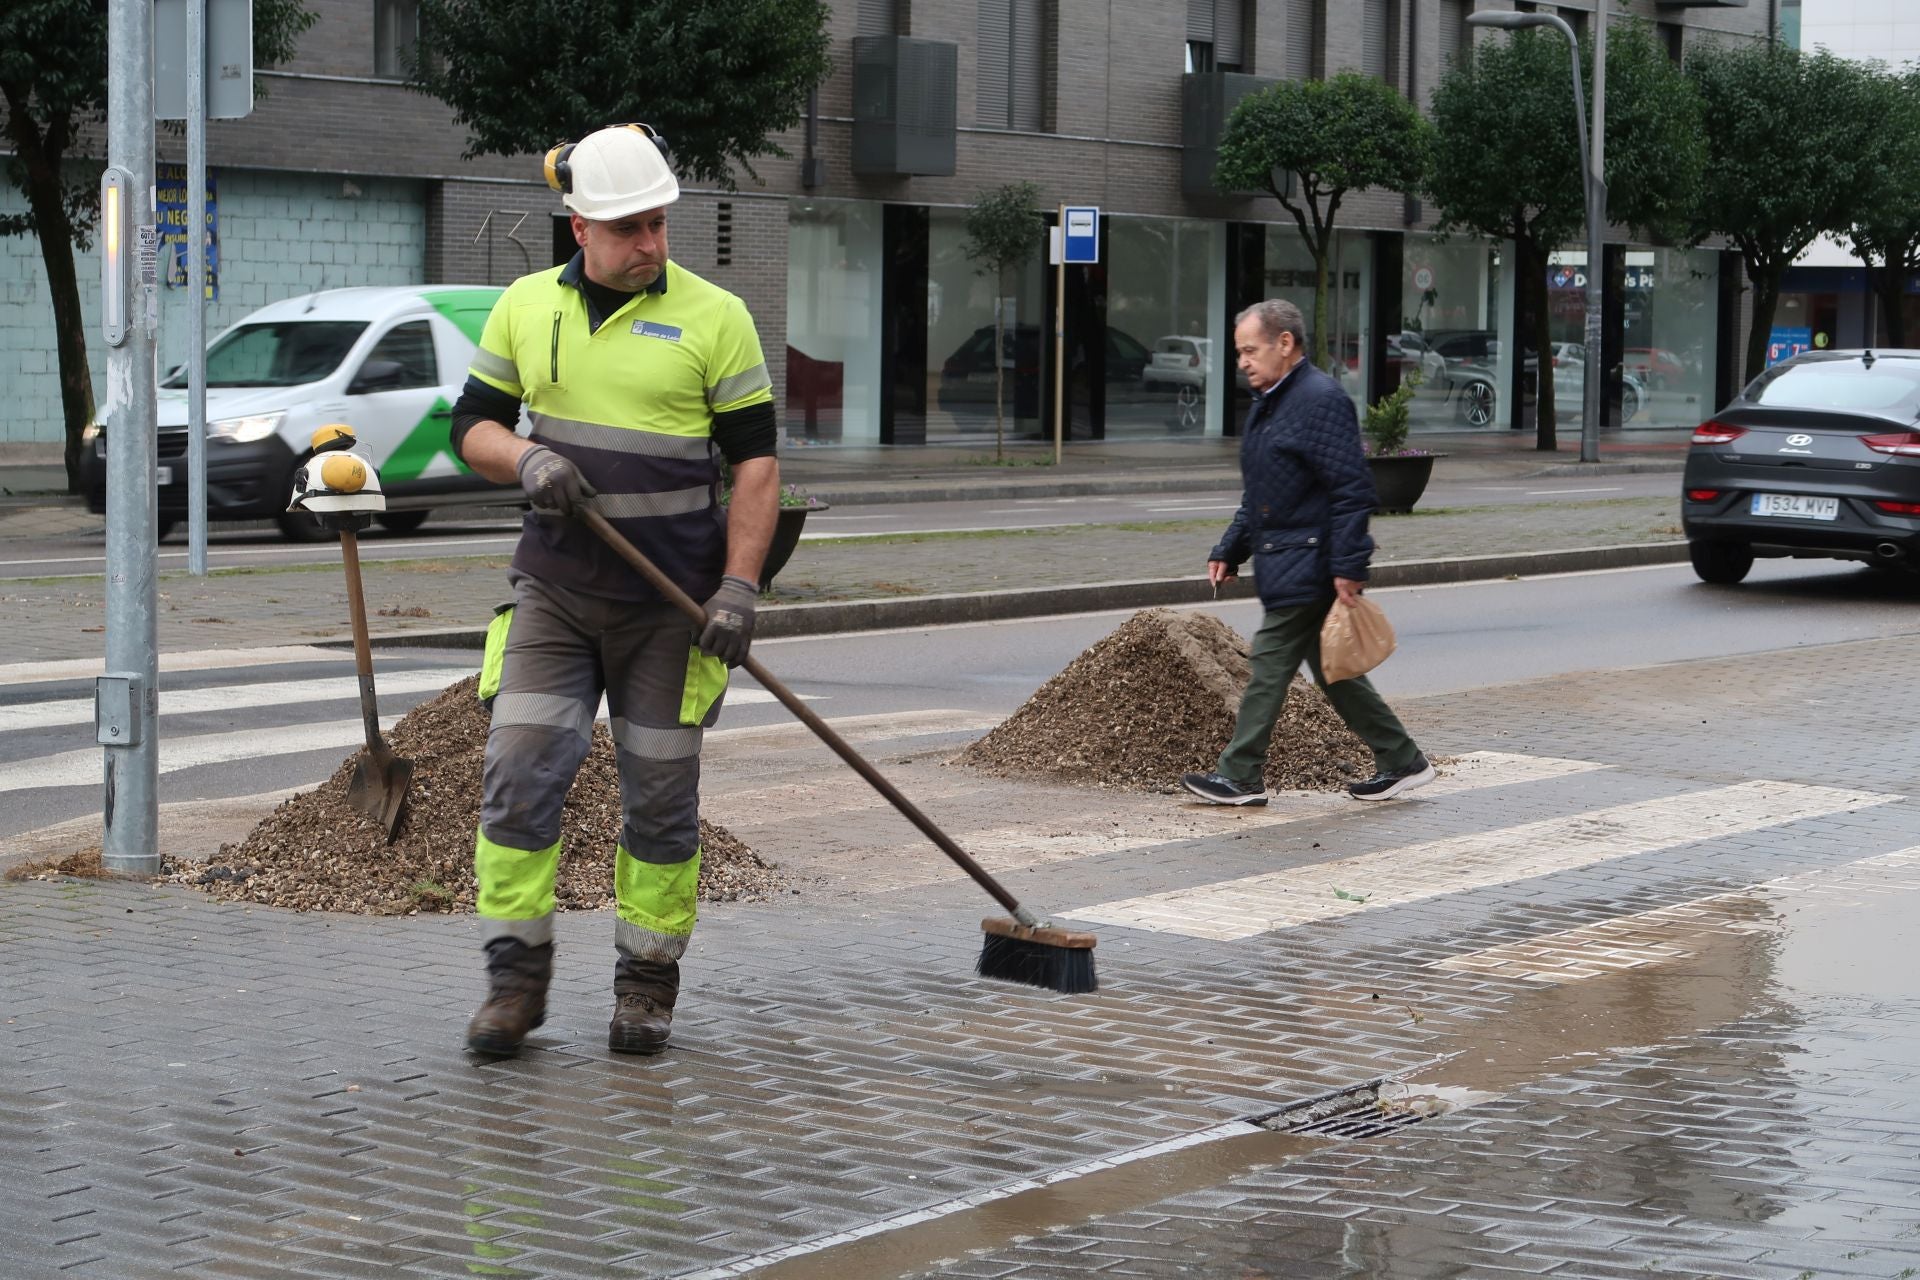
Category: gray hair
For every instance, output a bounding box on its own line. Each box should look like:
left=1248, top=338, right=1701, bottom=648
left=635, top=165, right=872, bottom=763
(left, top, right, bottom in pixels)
left=1236, top=298, right=1307, bottom=348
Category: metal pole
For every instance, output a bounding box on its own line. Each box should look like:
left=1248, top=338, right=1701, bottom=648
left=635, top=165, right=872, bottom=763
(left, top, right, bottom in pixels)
left=1534, top=14, right=1598, bottom=463
left=1581, top=4, right=1608, bottom=464
left=1053, top=204, right=1066, bottom=467
left=103, top=0, right=161, bottom=875
left=187, top=0, right=209, bottom=573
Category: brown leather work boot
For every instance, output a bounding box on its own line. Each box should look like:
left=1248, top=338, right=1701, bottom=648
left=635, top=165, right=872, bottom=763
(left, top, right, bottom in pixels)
left=465, top=939, right=552, bottom=1057
left=608, top=952, right=678, bottom=1055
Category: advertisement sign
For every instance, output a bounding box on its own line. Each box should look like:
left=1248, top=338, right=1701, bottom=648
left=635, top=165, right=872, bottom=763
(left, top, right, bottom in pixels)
left=1767, top=326, right=1812, bottom=366
left=156, top=163, right=217, bottom=300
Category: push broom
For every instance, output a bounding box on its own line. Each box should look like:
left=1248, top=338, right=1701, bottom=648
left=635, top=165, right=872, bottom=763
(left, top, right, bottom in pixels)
left=583, top=509, right=1097, bottom=994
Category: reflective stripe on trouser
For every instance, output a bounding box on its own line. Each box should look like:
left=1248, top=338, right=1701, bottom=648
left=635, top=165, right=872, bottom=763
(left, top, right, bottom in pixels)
left=474, top=571, right=727, bottom=956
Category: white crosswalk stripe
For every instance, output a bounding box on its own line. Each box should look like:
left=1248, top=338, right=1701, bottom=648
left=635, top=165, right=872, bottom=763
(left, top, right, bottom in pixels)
left=1061, top=780, right=1901, bottom=940
left=0, top=669, right=476, bottom=733
left=0, top=717, right=401, bottom=793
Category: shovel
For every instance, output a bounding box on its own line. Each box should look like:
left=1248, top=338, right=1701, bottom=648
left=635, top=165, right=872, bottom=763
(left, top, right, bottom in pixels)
left=337, top=527, right=413, bottom=840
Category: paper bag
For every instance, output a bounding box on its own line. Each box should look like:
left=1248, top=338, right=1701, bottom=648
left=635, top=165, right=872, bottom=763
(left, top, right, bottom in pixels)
left=1319, top=595, right=1396, bottom=684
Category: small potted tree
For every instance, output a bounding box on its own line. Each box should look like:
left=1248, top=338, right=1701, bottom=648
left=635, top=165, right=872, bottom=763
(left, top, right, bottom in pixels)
left=1362, top=372, right=1440, bottom=514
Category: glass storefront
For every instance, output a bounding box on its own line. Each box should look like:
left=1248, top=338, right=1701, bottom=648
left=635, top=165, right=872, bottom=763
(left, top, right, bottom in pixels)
left=925, top=207, right=1046, bottom=445
left=1105, top=217, right=1222, bottom=438
left=1264, top=225, right=1370, bottom=412
left=1623, top=247, right=1719, bottom=427
left=1396, top=233, right=1510, bottom=432
left=786, top=200, right=884, bottom=445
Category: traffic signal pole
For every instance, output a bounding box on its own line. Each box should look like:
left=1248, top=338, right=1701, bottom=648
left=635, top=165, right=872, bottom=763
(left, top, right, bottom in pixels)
left=100, top=0, right=161, bottom=875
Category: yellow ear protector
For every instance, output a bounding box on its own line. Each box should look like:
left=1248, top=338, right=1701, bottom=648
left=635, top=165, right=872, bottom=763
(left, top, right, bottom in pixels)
left=542, top=122, right=672, bottom=194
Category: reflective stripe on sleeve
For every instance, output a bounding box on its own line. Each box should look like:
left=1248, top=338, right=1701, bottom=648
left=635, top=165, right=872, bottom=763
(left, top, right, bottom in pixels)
left=707, top=362, right=772, bottom=408
left=589, top=487, right=713, bottom=520
left=469, top=348, right=522, bottom=389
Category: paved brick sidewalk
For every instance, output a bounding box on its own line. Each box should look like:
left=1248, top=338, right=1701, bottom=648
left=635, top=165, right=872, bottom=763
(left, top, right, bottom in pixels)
left=0, top=495, right=1681, bottom=663
left=3, top=631, right=1916, bottom=1278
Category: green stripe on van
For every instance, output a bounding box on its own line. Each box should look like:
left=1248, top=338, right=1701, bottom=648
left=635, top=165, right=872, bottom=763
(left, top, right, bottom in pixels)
left=423, top=288, right=503, bottom=344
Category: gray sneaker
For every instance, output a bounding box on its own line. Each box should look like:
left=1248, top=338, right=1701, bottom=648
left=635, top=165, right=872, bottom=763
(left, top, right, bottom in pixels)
left=1347, top=754, right=1436, bottom=801
left=1181, top=772, right=1269, bottom=806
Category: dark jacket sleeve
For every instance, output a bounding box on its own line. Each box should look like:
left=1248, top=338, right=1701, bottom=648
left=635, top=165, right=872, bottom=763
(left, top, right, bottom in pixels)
left=1210, top=499, right=1253, bottom=566
left=449, top=376, right=523, bottom=461
left=1303, top=386, right=1377, bottom=581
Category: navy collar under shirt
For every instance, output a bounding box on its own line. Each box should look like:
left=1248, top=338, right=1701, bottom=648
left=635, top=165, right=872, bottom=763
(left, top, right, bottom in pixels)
left=558, top=249, right=669, bottom=333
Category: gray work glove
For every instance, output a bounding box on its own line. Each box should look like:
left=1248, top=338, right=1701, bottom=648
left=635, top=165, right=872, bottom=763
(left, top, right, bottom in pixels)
left=517, top=444, right=596, bottom=518
left=698, top=574, right=760, bottom=667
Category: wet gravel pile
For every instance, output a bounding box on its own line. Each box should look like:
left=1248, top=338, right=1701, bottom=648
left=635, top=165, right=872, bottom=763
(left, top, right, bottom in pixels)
left=960, top=608, right=1370, bottom=791
left=162, top=676, right=783, bottom=914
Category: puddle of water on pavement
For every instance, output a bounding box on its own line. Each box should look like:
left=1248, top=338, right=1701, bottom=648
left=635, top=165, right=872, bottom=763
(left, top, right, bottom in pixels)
left=742, top=865, right=1920, bottom=1280
left=749, top=1127, right=1330, bottom=1280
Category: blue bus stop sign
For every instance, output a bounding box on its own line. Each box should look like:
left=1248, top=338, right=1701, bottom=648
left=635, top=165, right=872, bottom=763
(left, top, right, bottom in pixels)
left=1062, top=206, right=1099, bottom=264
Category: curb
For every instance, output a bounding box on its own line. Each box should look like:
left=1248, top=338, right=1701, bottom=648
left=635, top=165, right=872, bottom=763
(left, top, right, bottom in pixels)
left=797, top=470, right=1244, bottom=505
left=343, top=540, right=1691, bottom=653
left=1527, top=460, right=1685, bottom=478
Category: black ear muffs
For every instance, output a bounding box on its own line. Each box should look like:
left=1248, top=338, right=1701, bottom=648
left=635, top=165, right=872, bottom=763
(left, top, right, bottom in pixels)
left=543, top=123, right=672, bottom=195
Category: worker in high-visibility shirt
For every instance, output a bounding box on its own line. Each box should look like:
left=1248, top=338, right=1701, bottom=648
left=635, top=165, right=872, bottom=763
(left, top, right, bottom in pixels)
left=449, top=123, right=778, bottom=1058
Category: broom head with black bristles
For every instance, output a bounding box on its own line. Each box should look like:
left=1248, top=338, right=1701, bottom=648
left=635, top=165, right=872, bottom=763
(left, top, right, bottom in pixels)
left=978, top=916, right=1098, bottom=994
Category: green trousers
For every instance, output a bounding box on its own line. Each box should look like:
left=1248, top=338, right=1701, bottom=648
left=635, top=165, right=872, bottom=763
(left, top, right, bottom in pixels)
left=1217, top=596, right=1422, bottom=788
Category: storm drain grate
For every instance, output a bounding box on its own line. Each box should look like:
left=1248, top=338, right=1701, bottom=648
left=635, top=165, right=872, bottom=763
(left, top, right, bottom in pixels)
left=1250, top=1080, right=1434, bottom=1142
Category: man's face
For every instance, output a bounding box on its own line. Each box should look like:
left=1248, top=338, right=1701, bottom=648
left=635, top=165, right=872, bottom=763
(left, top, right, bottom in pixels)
left=1234, top=316, right=1298, bottom=392
left=574, top=207, right=669, bottom=291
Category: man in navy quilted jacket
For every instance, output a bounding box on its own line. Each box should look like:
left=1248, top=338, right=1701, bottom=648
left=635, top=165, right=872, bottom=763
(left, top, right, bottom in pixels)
left=1182, top=299, right=1434, bottom=807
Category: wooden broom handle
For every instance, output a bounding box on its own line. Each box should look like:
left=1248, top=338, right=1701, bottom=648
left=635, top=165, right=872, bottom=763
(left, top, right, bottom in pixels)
left=582, top=509, right=1030, bottom=921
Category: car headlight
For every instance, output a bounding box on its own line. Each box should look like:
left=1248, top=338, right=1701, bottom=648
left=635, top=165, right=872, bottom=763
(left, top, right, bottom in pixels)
left=208, top=412, right=286, bottom=443
left=81, top=420, right=101, bottom=443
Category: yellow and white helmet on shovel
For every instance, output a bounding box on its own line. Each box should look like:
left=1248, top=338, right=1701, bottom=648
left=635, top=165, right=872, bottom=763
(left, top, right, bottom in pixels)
left=287, top=423, right=387, bottom=517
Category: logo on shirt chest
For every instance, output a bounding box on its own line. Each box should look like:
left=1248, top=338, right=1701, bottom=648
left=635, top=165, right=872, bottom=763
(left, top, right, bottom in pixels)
left=632, top=320, right=683, bottom=342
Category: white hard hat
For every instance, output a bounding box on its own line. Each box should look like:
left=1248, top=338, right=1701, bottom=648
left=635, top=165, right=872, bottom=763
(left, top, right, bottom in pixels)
left=544, top=124, right=680, bottom=221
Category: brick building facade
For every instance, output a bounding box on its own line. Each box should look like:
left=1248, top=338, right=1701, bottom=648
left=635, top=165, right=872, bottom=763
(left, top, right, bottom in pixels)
left=0, top=0, right=1773, bottom=445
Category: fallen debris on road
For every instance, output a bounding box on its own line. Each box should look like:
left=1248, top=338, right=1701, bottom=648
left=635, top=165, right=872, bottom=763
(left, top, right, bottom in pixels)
left=959, top=607, right=1370, bottom=792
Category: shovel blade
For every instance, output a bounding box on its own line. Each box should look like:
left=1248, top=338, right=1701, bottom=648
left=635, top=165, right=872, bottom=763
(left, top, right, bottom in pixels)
left=348, top=750, right=414, bottom=842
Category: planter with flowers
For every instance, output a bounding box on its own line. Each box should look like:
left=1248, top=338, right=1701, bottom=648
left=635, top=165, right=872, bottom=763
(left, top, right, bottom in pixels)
left=761, top=484, right=828, bottom=589
left=1362, top=373, right=1442, bottom=514
left=718, top=461, right=829, bottom=590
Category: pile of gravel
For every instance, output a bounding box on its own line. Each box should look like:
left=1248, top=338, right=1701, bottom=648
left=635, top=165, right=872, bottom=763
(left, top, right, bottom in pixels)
left=163, top=675, right=784, bottom=914
left=959, top=608, right=1370, bottom=792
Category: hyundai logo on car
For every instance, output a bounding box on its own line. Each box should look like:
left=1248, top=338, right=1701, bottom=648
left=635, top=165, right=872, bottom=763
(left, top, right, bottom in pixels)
left=1786, top=433, right=1813, bottom=446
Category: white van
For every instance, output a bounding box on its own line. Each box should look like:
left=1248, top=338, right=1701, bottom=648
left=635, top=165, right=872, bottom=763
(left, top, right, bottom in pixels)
left=82, top=285, right=518, bottom=541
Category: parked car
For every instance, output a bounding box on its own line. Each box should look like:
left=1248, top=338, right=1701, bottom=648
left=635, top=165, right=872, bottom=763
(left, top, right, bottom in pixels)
left=1682, top=350, right=1920, bottom=583
left=936, top=324, right=1153, bottom=415
left=83, top=285, right=512, bottom=541
left=1434, top=335, right=1644, bottom=427
left=1145, top=336, right=1210, bottom=390
left=1625, top=346, right=1687, bottom=388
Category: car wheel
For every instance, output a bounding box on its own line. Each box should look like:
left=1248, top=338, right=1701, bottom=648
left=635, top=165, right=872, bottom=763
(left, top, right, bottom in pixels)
left=1457, top=380, right=1496, bottom=427
left=1689, top=539, right=1753, bottom=585
left=1622, top=384, right=1642, bottom=422
left=376, top=510, right=430, bottom=535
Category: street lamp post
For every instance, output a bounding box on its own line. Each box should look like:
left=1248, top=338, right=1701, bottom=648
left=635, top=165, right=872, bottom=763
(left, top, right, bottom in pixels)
left=1467, top=7, right=1608, bottom=464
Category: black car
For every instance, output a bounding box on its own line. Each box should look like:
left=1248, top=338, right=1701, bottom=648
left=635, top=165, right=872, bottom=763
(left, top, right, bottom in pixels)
left=1682, top=350, right=1920, bottom=583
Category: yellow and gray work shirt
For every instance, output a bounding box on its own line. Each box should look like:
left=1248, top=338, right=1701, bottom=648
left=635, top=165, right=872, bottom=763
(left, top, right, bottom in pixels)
left=458, top=254, right=774, bottom=603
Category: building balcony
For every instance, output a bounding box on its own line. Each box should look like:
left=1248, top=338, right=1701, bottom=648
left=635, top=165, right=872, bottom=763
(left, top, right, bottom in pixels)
left=851, top=36, right=958, bottom=178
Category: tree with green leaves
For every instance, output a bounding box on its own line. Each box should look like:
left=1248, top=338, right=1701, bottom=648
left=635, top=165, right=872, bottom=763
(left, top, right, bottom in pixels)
left=414, top=0, right=832, bottom=189
left=1428, top=21, right=1703, bottom=450
left=1214, top=71, right=1431, bottom=373
left=1, top=0, right=315, bottom=490
left=1845, top=66, right=1920, bottom=348
left=961, top=181, right=1044, bottom=461
left=1689, top=41, right=1881, bottom=380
